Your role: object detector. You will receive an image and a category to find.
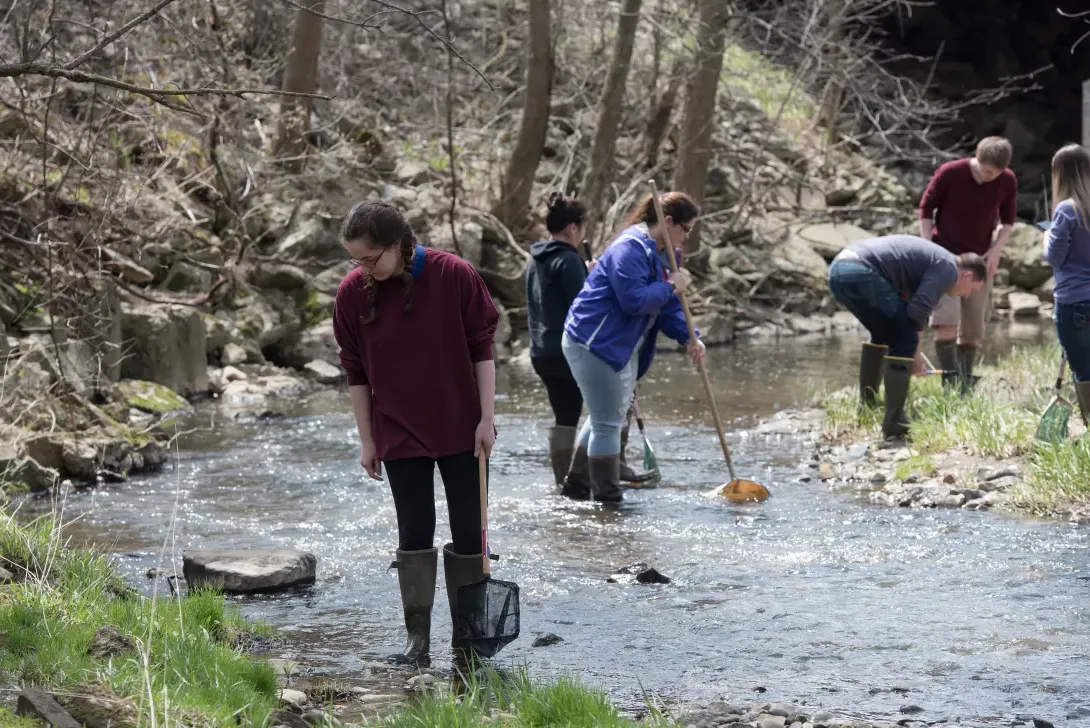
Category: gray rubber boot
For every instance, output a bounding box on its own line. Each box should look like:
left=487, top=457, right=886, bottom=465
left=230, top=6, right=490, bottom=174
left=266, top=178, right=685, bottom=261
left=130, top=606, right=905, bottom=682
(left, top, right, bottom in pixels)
left=882, top=356, right=913, bottom=439
left=588, top=455, right=623, bottom=503
left=548, top=426, right=577, bottom=486
left=935, top=339, right=957, bottom=375
left=859, top=342, right=888, bottom=408
left=1077, top=381, right=1090, bottom=427
left=442, top=544, right=485, bottom=652
left=389, top=547, right=437, bottom=667
left=561, top=445, right=591, bottom=500
left=956, top=344, right=978, bottom=395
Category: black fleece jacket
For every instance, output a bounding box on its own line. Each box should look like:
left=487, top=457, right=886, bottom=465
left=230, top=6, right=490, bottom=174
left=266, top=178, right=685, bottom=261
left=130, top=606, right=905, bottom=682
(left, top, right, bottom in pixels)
left=525, top=240, right=587, bottom=359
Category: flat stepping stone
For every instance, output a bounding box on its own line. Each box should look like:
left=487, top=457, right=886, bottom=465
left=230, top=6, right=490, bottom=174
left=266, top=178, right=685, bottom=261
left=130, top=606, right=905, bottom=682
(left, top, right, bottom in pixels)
left=183, top=549, right=316, bottom=594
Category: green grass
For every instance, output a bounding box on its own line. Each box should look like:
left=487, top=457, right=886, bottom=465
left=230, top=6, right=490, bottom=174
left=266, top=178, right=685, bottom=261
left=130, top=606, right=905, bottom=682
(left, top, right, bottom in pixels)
left=367, top=667, right=678, bottom=728
left=0, top=510, right=279, bottom=727
left=0, top=706, right=41, bottom=727
left=723, top=45, right=816, bottom=127
left=820, top=344, right=1090, bottom=512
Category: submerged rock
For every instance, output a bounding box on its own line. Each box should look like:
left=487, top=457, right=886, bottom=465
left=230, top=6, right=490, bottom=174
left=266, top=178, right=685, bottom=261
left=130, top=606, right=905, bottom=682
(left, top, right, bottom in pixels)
left=183, top=549, right=317, bottom=594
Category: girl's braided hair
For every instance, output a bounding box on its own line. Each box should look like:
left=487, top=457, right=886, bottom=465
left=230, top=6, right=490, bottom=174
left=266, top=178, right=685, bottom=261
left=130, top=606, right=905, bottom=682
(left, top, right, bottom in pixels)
left=340, top=201, right=417, bottom=324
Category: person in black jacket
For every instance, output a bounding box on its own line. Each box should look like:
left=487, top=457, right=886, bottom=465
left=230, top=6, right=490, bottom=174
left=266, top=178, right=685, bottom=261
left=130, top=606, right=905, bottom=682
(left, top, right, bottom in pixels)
left=526, top=193, right=593, bottom=493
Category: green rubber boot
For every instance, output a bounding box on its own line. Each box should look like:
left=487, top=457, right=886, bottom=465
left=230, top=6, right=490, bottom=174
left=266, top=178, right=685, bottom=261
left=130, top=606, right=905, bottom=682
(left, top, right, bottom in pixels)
left=442, top=544, right=485, bottom=653
left=389, top=547, right=437, bottom=667
left=956, top=344, right=978, bottom=395
left=859, top=342, right=888, bottom=408
left=882, top=355, right=913, bottom=439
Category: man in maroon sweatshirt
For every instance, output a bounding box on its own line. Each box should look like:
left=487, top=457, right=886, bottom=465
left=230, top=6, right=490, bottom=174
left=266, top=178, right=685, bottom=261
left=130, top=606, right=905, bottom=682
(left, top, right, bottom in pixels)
left=918, top=136, right=1018, bottom=389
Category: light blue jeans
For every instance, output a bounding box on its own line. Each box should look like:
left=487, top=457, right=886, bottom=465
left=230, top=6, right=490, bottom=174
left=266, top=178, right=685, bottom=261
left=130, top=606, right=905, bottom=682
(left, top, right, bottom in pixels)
left=561, top=332, right=638, bottom=458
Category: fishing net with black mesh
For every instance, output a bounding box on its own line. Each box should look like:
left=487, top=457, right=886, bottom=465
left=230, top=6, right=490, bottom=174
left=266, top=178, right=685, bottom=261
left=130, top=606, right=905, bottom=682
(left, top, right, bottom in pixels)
left=455, top=575, right=520, bottom=659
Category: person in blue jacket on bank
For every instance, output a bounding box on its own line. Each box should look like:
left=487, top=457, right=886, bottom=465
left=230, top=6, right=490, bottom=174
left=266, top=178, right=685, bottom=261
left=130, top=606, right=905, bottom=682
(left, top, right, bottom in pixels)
left=561, top=191, right=706, bottom=503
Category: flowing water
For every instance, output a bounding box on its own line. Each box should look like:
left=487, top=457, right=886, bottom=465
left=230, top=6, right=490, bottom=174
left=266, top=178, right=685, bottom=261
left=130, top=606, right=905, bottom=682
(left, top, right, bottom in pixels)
left=27, top=323, right=1090, bottom=723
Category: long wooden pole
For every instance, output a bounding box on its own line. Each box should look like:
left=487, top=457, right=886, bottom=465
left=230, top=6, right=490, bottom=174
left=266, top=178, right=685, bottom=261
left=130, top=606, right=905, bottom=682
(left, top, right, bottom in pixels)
left=647, top=180, right=738, bottom=481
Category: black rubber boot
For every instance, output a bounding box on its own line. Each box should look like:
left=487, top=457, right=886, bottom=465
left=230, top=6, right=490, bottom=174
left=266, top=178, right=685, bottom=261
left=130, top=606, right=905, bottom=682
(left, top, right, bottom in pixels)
left=548, top=426, right=577, bottom=486
left=588, top=455, right=623, bottom=503
left=561, top=445, right=591, bottom=500
left=935, top=339, right=957, bottom=375
left=882, top=356, right=913, bottom=439
left=859, top=342, right=888, bottom=408
left=618, top=413, right=654, bottom=483
left=442, top=544, right=485, bottom=654
left=956, top=344, right=978, bottom=395
left=1077, top=381, right=1090, bottom=427
left=389, top=547, right=437, bottom=667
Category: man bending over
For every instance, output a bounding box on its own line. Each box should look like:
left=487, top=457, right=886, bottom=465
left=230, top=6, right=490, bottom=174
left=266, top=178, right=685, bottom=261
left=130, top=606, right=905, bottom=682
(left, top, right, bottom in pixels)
left=829, top=235, right=987, bottom=439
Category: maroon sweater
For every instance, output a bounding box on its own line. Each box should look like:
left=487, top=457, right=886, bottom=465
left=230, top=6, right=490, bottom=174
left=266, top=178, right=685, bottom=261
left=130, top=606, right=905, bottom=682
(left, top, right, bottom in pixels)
left=918, top=158, right=1018, bottom=255
left=333, top=246, right=499, bottom=461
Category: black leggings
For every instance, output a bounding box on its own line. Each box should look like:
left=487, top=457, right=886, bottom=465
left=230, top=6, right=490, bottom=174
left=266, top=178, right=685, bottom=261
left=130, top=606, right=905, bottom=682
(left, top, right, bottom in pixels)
left=384, top=450, right=483, bottom=555
left=531, top=356, right=583, bottom=428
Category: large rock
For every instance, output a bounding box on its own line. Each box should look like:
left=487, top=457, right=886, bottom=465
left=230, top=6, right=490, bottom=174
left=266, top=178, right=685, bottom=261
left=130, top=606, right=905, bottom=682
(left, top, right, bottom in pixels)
left=771, top=236, right=829, bottom=283
left=120, top=304, right=208, bottom=396
left=235, top=291, right=302, bottom=353
left=790, top=222, right=874, bottom=261
left=303, top=359, right=342, bottom=385
left=117, top=379, right=192, bottom=414
left=1009, top=291, right=1042, bottom=318
left=182, top=549, right=316, bottom=593
left=0, top=441, right=57, bottom=490
left=159, top=261, right=214, bottom=294
left=283, top=321, right=338, bottom=368
left=275, top=200, right=343, bottom=261
left=250, top=263, right=308, bottom=291
left=220, top=373, right=311, bottom=406
left=310, top=262, right=354, bottom=297
left=1001, top=222, right=1052, bottom=290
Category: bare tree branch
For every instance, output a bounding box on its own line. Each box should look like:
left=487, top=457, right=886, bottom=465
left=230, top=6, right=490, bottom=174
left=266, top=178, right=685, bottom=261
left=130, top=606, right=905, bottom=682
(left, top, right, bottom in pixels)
left=64, top=0, right=181, bottom=70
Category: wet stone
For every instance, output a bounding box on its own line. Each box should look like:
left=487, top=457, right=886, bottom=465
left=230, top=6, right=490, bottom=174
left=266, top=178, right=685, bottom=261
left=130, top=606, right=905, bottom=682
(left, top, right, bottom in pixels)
left=899, top=705, right=924, bottom=714
left=759, top=715, right=788, bottom=728
left=770, top=704, right=796, bottom=718
left=278, top=688, right=308, bottom=710
left=268, top=710, right=310, bottom=728
left=1032, top=720, right=1055, bottom=728
left=532, top=633, right=563, bottom=647
left=812, top=711, right=835, bottom=727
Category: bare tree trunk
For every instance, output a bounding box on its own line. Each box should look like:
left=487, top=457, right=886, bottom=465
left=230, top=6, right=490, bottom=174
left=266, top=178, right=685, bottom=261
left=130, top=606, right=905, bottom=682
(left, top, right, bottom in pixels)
left=580, top=0, right=642, bottom=249
left=273, top=0, right=324, bottom=164
left=673, top=0, right=727, bottom=254
left=645, top=72, right=681, bottom=169
left=493, top=0, right=553, bottom=231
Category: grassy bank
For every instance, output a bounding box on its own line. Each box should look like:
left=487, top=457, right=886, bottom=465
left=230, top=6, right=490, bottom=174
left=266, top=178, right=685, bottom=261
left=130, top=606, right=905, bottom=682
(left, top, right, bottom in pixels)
left=368, top=669, right=677, bottom=728
left=0, top=508, right=281, bottom=726
left=1, top=510, right=682, bottom=727
left=820, top=344, right=1090, bottom=513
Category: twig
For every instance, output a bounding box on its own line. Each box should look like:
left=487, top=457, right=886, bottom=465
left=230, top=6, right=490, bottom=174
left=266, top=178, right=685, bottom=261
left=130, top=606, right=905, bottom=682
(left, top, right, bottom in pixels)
left=363, top=0, right=494, bottom=89
left=0, top=62, right=333, bottom=105
left=281, top=0, right=398, bottom=29
left=465, top=207, right=532, bottom=263
left=64, top=0, right=180, bottom=70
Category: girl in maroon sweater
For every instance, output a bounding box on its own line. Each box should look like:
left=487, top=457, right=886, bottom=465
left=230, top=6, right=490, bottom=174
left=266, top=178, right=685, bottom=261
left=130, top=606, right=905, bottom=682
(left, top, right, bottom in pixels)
left=332, top=201, right=499, bottom=666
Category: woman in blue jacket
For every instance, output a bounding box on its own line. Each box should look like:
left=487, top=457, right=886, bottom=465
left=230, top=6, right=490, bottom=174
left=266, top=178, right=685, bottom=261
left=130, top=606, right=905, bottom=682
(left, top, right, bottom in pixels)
left=561, top=191, right=706, bottom=503
left=1044, top=143, right=1090, bottom=425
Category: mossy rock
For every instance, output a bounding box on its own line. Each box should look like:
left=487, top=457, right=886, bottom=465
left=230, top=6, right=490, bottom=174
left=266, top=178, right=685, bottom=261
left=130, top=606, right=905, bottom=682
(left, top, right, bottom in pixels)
left=117, top=379, right=192, bottom=414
